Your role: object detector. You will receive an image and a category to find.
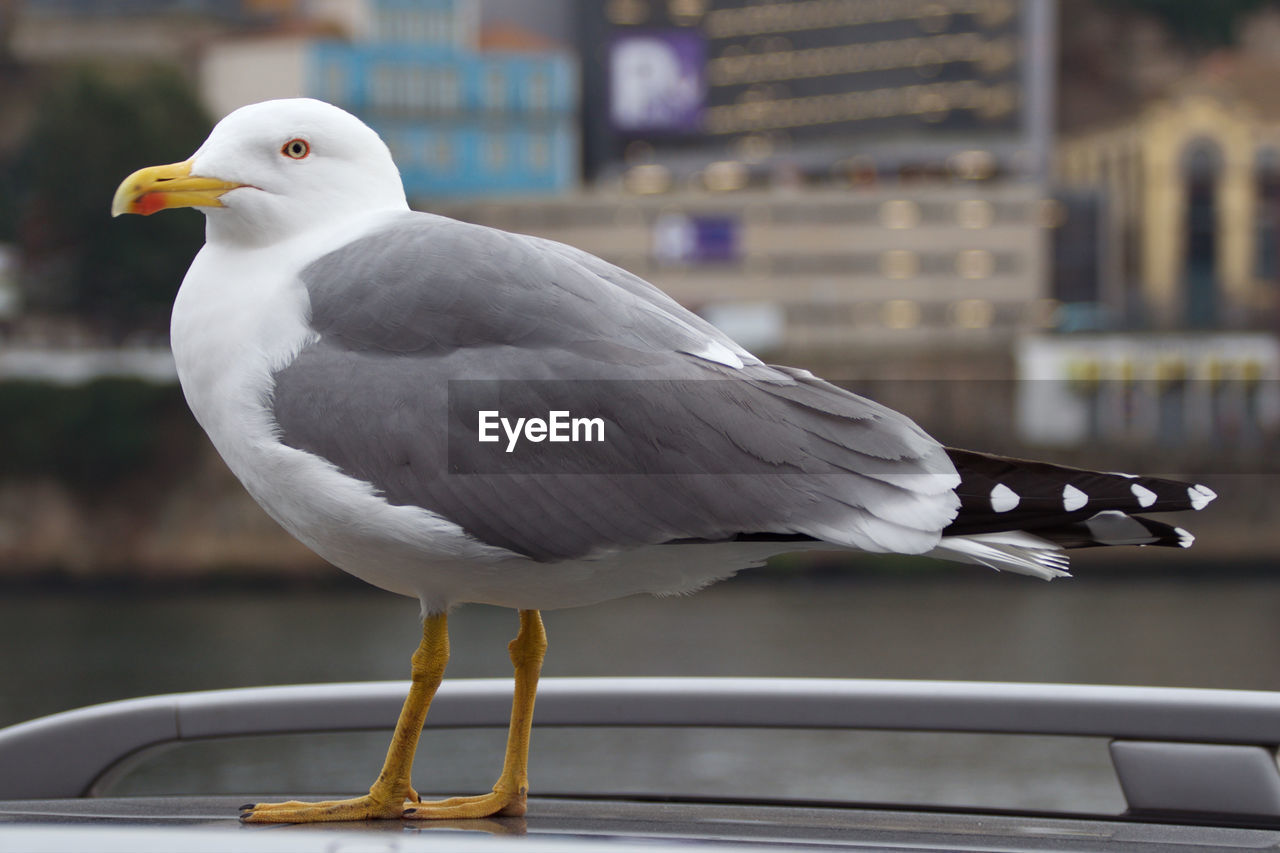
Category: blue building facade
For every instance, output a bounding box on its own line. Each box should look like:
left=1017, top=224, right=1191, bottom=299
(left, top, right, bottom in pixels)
left=307, top=0, right=578, bottom=201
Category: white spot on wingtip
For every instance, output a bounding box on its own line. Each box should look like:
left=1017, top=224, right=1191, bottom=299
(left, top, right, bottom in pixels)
left=990, top=483, right=1019, bottom=513
left=1109, top=471, right=1139, bottom=479
left=1188, top=484, right=1216, bottom=510
left=1175, top=527, right=1194, bottom=548
left=1063, top=483, right=1088, bottom=512
left=1130, top=483, right=1157, bottom=508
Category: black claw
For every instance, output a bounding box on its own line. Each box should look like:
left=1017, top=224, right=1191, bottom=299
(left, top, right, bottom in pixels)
left=403, top=808, right=417, bottom=815
left=239, top=812, right=254, bottom=821
left=239, top=803, right=256, bottom=811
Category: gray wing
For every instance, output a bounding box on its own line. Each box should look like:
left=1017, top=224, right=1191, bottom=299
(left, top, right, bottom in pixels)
left=271, top=212, right=959, bottom=561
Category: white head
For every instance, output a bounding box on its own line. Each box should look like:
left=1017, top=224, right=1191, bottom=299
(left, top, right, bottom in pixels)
left=112, top=99, right=408, bottom=247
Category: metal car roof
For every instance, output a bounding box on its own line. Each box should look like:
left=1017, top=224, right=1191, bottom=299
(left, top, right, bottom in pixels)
left=2, top=678, right=1280, bottom=851
left=5, top=795, right=1280, bottom=853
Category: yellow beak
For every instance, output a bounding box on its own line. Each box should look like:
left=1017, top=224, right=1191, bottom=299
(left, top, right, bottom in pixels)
left=111, top=160, right=245, bottom=217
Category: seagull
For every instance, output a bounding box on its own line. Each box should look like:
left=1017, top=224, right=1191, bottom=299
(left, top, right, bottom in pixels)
left=111, top=98, right=1216, bottom=823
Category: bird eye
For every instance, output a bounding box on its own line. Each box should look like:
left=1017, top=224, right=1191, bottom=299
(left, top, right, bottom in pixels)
left=281, top=138, right=310, bottom=160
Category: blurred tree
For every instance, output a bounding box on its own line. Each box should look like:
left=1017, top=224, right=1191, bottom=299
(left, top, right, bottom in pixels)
left=0, top=379, right=196, bottom=489
left=0, top=0, right=23, bottom=245
left=1111, top=0, right=1276, bottom=47
left=0, top=157, right=15, bottom=245
left=11, top=66, right=211, bottom=340
left=0, top=0, right=15, bottom=71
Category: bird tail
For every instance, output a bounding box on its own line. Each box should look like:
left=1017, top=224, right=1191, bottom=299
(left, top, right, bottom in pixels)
left=929, top=448, right=1216, bottom=580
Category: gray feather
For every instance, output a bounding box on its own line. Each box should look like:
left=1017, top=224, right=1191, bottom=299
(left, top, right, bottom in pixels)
left=271, top=213, right=959, bottom=561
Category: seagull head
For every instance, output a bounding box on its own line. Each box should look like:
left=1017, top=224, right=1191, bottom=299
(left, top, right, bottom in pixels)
left=111, top=98, right=408, bottom=246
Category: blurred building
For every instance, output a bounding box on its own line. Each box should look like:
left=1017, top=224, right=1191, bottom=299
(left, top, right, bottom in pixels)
left=1057, top=57, right=1280, bottom=332
left=440, top=183, right=1056, bottom=373
left=1017, top=332, right=1280, bottom=450
left=578, top=0, right=1054, bottom=185
left=7, top=0, right=254, bottom=66
left=200, top=0, right=579, bottom=200
left=444, top=0, right=1059, bottom=386
left=1032, top=53, right=1280, bottom=451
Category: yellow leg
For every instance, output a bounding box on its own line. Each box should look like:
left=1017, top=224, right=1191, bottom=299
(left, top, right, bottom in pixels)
left=404, top=609, right=547, bottom=820
left=241, top=611, right=450, bottom=823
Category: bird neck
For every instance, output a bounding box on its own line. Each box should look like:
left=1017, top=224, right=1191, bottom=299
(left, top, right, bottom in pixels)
left=203, top=201, right=408, bottom=250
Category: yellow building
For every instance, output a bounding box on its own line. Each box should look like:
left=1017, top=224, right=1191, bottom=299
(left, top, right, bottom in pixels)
left=1058, top=57, right=1280, bottom=330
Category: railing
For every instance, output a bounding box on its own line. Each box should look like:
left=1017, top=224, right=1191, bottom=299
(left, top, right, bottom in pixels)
left=2, top=677, right=1279, bottom=820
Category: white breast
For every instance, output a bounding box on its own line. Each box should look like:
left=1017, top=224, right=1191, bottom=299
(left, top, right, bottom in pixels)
left=170, top=219, right=520, bottom=611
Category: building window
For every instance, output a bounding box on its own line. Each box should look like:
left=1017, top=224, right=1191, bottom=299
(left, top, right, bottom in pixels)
left=392, top=67, right=411, bottom=111
left=370, top=66, right=395, bottom=109
left=956, top=199, right=994, bottom=229
left=408, top=11, right=430, bottom=42
left=374, top=9, right=454, bottom=44
left=404, top=69, right=427, bottom=111
left=424, top=11, right=453, bottom=44
left=882, top=299, right=921, bottom=329
left=956, top=249, right=994, bottom=279
left=1256, top=147, right=1280, bottom=281
left=880, top=250, right=918, bottom=279
left=425, top=134, right=454, bottom=171
left=950, top=298, right=994, bottom=329
left=376, top=10, right=404, bottom=41
left=527, top=135, right=551, bottom=172
left=485, top=68, right=507, bottom=111
left=323, top=62, right=346, bottom=104
left=1181, top=138, right=1223, bottom=328
left=879, top=199, right=919, bottom=229
left=527, top=71, right=550, bottom=113
left=484, top=135, right=508, bottom=172
left=424, top=70, right=459, bottom=113
left=371, top=64, right=430, bottom=112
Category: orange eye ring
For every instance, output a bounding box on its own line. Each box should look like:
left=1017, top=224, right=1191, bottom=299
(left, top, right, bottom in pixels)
left=281, top=138, right=310, bottom=159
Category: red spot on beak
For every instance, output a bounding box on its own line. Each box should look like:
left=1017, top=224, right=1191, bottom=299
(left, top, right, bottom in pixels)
left=135, top=193, right=167, bottom=216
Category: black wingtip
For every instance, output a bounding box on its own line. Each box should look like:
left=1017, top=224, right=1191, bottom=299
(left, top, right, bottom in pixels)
left=944, top=448, right=1220, bottom=540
